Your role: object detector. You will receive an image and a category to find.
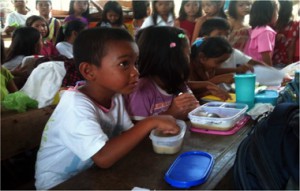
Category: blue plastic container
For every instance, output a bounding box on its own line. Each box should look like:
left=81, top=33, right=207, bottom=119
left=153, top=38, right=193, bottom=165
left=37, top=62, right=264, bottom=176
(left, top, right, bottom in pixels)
left=255, top=90, right=279, bottom=105
left=164, top=151, right=214, bottom=189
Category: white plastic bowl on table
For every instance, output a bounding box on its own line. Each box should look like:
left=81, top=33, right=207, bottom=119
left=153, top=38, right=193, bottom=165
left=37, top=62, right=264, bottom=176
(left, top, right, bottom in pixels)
left=149, top=120, right=186, bottom=154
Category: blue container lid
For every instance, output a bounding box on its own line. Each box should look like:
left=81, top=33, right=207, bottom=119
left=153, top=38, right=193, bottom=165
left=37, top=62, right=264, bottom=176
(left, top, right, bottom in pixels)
left=255, top=90, right=278, bottom=99
left=164, top=151, right=214, bottom=189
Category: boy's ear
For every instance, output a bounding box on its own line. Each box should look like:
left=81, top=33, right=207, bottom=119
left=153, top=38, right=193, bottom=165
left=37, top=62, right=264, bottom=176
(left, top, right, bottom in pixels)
left=79, top=62, right=95, bottom=80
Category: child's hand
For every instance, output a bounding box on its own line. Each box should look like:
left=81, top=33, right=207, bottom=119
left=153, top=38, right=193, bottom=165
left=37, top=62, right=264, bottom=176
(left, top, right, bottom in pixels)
left=236, top=64, right=254, bottom=73
left=165, top=92, right=199, bottom=120
left=206, top=83, right=232, bottom=101
left=151, top=115, right=180, bottom=135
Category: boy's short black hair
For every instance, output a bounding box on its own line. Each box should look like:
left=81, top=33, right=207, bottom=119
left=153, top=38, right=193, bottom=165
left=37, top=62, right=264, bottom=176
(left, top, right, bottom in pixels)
left=36, top=0, right=52, bottom=6
left=73, top=27, right=134, bottom=72
left=199, top=17, right=231, bottom=37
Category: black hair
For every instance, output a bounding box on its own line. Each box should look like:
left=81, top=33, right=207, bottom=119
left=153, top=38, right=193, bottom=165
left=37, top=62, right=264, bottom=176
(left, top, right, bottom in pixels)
left=137, top=26, right=190, bottom=94
left=68, top=0, right=90, bottom=19
left=178, top=0, right=202, bottom=21
left=151, top=0, right=175, bottom=25
left=56, top=20, right=87, bottom=44
left=276, top=0, right=293, bottom=30
left=25, top=15, right=50, bottom=38
left=228, top=1, right=238, bottom=19
left=191, top=37, right=233, bottom=60
left=100, top=1, right=124, bottom=26
left=206, top=1, right=227, bottom=19
left=1, top=39, right=5, bottom=65
left=5, top=27, right=41, bottom=62
left=73, top=27, right=134, bottom=72
left=249, top=0, right=277, bottom=28
left=36, top=0, right=52, bottom=6
left=132, top=1, right=149, bottom=20
left=199, top=17, right=230, bottom=37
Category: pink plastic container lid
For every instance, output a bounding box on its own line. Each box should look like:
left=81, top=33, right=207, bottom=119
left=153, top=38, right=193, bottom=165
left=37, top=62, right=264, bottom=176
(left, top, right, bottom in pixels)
left=190, top=115, right=251, bottom=135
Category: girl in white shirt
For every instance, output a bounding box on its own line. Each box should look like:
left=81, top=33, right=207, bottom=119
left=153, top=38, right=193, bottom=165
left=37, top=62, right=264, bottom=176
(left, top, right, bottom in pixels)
left=4, top=0, right=32, bottom=35
left=56, top=20, right=87, bottom=59
left=141, top=0, right=175, bottom=29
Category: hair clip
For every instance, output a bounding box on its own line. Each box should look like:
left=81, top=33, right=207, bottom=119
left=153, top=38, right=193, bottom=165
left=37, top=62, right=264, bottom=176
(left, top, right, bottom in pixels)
left=178, top=33, right=185, bottom=38
left=192, top=37, right=204, bottom=47
left=170, top=42, right=176, bottom=48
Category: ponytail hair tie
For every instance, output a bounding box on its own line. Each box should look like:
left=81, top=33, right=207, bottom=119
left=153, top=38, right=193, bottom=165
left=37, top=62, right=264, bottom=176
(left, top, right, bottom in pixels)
left=178, top=33, right=185, bottom=38
left=170, top=42, right=176, bottom=48
left=192, top=37, right=204, bottom=47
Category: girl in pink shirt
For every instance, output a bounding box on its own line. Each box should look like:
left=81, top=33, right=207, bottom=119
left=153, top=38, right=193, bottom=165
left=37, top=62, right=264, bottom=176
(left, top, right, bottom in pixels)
left=243, top=0, right=279, bottom=66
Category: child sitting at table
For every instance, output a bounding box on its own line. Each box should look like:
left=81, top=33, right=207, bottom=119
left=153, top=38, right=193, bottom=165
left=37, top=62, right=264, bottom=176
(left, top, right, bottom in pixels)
left=125, top=26, right=200, bottom=121
left=189, top=37, right=234, bottom=98
left=34, top=27, right=180, bottom=190
left=199, top=17, right=265, bottom=75
left=3, top=0, right=32, bottom=35
left=26, top=15, right=59, bottom=56
left=36, top=0, right=61, bottom=44
left=96, top=1, right=126, bottom=29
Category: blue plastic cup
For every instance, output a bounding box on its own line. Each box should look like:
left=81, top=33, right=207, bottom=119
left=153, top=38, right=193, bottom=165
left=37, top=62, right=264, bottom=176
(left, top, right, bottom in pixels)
left=234, top=74, right=256, bottom=109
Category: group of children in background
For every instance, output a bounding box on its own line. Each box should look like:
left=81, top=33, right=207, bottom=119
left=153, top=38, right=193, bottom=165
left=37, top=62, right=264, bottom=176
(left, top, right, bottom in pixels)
left=1, top=0, right=299, bottom=190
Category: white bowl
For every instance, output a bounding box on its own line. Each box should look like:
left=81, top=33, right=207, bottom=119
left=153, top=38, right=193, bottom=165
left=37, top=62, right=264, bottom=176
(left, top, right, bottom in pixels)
left=149, top=120, right=186, bottom=154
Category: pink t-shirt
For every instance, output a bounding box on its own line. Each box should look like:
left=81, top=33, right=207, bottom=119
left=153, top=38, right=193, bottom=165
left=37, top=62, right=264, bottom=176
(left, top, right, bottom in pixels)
left=244, top=26, right=276, bottom=62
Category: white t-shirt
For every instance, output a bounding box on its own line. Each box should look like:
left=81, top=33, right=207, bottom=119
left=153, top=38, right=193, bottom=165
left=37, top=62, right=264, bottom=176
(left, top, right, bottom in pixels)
left=140, top=13, right=174, bottom=29
left=222, top=48, right=251, bottom=68
left=35, top=91, right=133, bottom=190
left=3, top=55, right=25, bottom=70
left=4, top=11, right=32, bottom=28
left=56, top=42, right=73, bottom=59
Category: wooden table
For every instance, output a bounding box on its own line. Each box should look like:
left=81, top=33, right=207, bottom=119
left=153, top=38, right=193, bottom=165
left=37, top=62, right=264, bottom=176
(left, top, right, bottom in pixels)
left=53, top=120, right=253, bottom=190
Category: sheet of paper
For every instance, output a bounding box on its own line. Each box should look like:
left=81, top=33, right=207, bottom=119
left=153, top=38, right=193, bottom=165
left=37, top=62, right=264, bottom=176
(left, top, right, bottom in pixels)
left=252, top=66, right=285, bottom=86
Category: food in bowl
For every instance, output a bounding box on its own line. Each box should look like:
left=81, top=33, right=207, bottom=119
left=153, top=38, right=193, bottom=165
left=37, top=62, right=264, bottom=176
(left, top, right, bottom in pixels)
left=149, top=120, right=186, bottom=154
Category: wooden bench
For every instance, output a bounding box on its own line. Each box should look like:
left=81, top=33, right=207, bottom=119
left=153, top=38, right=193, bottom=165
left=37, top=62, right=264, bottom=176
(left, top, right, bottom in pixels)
left=1, top=105, right=56, bottom=189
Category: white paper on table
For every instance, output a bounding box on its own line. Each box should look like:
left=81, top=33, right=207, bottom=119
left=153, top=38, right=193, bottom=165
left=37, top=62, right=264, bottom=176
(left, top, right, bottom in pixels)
left=251, top=65, right=285, bottom=86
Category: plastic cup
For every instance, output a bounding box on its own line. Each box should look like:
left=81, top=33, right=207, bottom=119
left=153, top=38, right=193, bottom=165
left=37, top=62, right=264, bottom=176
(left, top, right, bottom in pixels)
left=234, top=74, right=256, bottom=109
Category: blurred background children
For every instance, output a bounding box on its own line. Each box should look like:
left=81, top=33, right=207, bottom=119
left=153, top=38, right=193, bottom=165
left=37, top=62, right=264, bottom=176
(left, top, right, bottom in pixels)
left=228, top=0, right=252, bottom=51
left=26, top=15, right=59, bottom=56
left=129, top=1, right=150, bottom=37
left=64, top=0, right=89, bottom=26
left=189, top=37, right=234, bottom=98
left=3, top=27, right=42, bottom=71
left=35, top=27, right=180, bottom=190
left=3, top=0, right=32, bottom=35
left=272, top=0, right=299, bottom=68
left=96, top=1, right=126, bottom=29
left=56, top=20, right=87, bottom=59
left=244, top=0, right=279, bottom=66
left=174, top=0, right=202, bottom=42
left=141, top=0, right=175, bottom=28
left=1, top=39, right=18, bottom=101
left=125, top=26, right=199, bottom=121
left=191, top=0, right=227, bottom=43
left=3, top=27, right=42, bottom=88
left=36, top=0, right=61, bottom=44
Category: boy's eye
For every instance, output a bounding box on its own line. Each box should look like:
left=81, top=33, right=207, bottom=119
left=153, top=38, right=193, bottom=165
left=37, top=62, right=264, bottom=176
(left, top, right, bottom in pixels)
left=119, top=61, right=130, bottom=68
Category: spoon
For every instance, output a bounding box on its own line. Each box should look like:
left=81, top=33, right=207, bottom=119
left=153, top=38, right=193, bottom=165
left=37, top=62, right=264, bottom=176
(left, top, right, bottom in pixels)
left=195, top=111, right=221, bottom=118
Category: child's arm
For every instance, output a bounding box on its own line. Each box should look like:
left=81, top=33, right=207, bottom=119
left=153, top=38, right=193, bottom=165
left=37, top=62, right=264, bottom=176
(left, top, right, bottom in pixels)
left=6, top=79, right=18, bottom=93
left=92, top=115, right=179, bottom=168
left=187, top=80, right=231, bottom=101
left=160, top=92, right=199, bottom=120
left=191, top=16, right=207, bottom=44
left=261, top=51, right=273, bottom=66
left=208, top=73, right=234, bottom=84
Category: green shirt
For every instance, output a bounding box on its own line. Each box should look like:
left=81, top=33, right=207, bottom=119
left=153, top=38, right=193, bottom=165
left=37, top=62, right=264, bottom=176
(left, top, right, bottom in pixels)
left=1, top=67, right=14, bottom=100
